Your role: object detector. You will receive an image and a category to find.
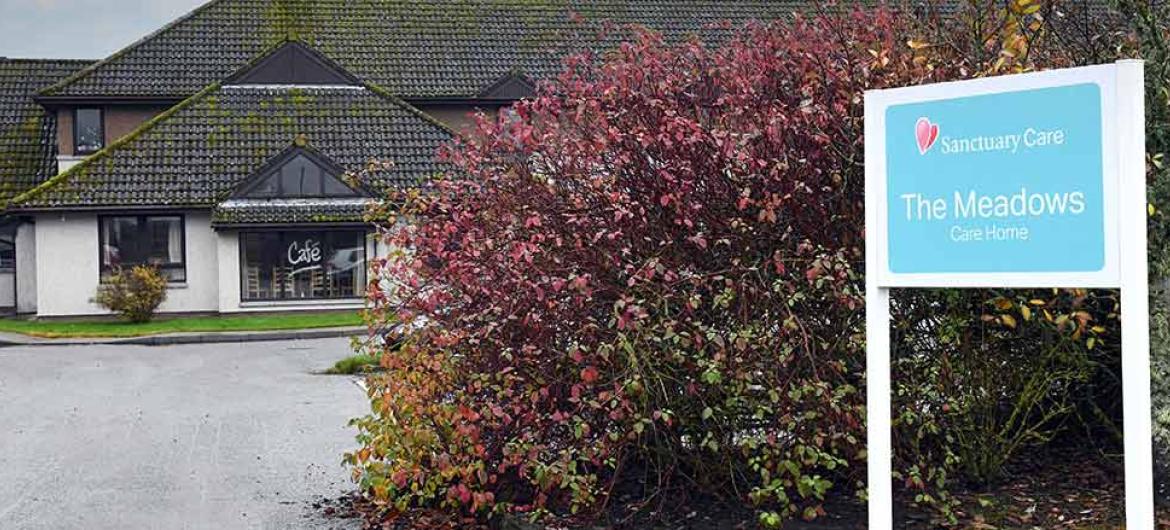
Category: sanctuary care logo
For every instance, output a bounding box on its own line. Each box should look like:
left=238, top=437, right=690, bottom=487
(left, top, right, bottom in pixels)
left=915, top=116, right=1067, bottom=156
left=915, top=117, right=939, bottom=154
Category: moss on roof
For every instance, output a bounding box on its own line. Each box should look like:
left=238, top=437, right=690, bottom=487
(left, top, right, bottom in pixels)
left=0, top=58, right=93, bottom=203
left=39, top=0, right=809, bottom=100
left=13, top=81, right=452, bottom=209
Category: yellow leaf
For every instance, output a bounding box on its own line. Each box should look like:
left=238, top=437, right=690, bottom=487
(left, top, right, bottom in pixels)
left=1020, top=306, right=1032, bottom=321
left=1001, top=314, right=1017, bottom=329
left=1014, top=0, right=1042, bottom=14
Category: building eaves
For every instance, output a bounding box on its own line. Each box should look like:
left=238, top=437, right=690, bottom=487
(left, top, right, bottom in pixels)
left=212, top=197, right=375, bottom=226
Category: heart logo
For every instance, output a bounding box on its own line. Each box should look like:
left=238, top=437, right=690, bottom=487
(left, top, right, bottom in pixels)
left=915, top=117, right=939, bottom=155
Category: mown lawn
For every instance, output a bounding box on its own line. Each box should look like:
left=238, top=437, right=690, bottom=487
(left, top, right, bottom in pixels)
left=0, top=311, right=364, bottom=338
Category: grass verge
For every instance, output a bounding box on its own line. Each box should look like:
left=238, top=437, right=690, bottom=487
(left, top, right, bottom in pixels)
left=0, top=311, right=364, bottom=339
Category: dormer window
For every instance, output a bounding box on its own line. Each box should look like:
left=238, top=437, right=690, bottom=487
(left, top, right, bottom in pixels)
left=235, top=147, right=362, bottom=199
left=73, top=107, right=104, bottom=154
left=478, top=72, right=536, bottom=100
left=226, top=42, right=359, bottom=86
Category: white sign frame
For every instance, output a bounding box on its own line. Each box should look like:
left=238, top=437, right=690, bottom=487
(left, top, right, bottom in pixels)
left=864, top=61, right=1151, bottom=529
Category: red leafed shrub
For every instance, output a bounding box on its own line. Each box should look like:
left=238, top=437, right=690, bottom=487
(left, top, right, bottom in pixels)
left=348, top=8, right=951, bottom=526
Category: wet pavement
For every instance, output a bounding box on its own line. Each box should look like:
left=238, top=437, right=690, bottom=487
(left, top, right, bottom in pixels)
left=0, top=337, right=367, bottom=530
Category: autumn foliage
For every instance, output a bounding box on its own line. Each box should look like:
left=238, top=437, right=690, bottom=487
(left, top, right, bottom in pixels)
left=347, top=8, right=957, bottom=526
left=346, top=1, right=1160, bottom=526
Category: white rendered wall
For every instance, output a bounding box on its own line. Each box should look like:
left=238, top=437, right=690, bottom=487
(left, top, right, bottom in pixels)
left=56, top=156, right=85, bottom=174
left=33, top=212, right=98, bottom=316
left=216, top=230, right=240, bottom=313
left=33, top=211, right=219, bottom=317
left=165, top=211, right=219, bottom=313
left=15, top=222, right=36, bottom=314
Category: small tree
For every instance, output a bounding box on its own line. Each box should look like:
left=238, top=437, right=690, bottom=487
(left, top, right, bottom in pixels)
left=93, top=265, right=168, bottom=323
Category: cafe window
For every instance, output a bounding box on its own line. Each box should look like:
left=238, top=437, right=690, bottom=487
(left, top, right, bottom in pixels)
left=74, top=108, right=104, bottom=154
left=240, top=230, right=366, bottom=301
left=99, top=215, right=186, bottom=282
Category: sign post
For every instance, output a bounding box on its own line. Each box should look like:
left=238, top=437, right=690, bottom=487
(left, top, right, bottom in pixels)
left=864, top=61, right=1150, bottom=529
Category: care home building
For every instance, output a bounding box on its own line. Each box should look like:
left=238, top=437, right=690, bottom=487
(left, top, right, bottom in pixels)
left=0, top=0, right=802, bottom=317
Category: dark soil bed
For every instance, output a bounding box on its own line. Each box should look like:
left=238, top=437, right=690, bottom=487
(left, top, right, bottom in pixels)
left=317, top=446, right=1125, bottom=529
left=317, top=491, right=866, bottom=530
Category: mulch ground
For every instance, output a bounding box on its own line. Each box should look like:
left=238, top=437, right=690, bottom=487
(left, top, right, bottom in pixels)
left=898, top=447, right=1124, bottom=530
left=315, top=491, right=866, bottom=530
left=316, top=447, right=1128, bottom=529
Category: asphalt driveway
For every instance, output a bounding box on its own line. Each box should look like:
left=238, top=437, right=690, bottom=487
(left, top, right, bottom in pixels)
left=0, top=337, right=367, bottom=530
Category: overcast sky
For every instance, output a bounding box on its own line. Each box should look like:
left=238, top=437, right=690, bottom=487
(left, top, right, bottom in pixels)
left=0, top=0, right=206, bottom=59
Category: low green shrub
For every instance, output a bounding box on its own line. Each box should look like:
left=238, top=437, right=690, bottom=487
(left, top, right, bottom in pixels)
left=326, top=354, right=380, bottom=375
left=92, top=265, right=168, bottom=323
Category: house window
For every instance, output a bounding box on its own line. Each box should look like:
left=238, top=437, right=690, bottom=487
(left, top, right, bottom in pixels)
left=240, top=230, right=366, bottom=301
left=0, top=239, right=14, bottom=273
left=74, top=108, right=104, bottom=154
left=99, top=215, right=186, bottom=282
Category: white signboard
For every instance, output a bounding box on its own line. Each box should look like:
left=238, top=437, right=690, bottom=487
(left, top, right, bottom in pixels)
left=864, top=61, right=1150, bottom=528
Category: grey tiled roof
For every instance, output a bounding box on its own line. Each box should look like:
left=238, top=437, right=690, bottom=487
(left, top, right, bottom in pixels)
left=41, top=0, right=812, bottom=99
left=41, top=0, right=1118, bottom=101
left=13, top=0, right=1116, bottom=216
left=0, top=58, right=92, bottom=202
left=13, top=85, right=452, bottom=208
left=212, top=198, right=373, bottom=226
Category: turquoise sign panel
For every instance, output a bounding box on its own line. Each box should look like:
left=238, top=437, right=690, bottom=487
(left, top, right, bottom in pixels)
left=885, top=83, right=1105, bottom=274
